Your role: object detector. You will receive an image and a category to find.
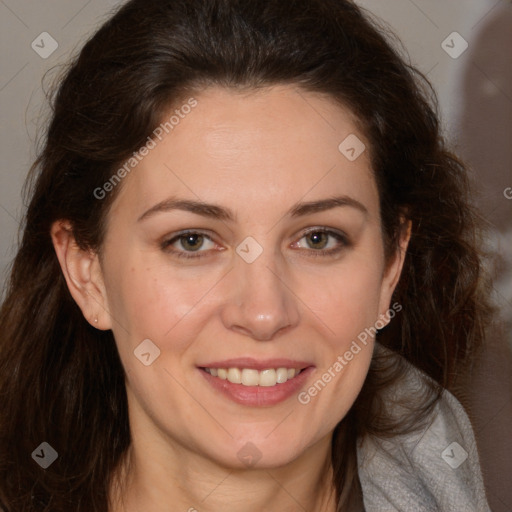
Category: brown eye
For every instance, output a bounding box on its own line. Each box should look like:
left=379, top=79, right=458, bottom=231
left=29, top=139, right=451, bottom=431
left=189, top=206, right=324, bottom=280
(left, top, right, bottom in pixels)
left=293, top=228, right=350, bottom=257
left=305, top=231, right=329, bottom=250
left=161, top=231, right=217, bottom=260
left=179, top=233, right=205, bottom=251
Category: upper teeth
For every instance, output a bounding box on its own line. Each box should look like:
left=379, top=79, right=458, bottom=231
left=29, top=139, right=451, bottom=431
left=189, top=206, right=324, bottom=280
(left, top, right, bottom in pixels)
left=204, top=367, right=300, bottom=387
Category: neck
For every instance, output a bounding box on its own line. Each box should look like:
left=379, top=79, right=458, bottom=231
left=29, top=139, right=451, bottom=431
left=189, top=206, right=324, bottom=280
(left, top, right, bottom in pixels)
left=110, top=432, right=337, bottom=512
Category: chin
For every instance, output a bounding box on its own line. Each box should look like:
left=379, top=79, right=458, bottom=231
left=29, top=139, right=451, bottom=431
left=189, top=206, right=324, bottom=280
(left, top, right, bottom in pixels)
left=206, top=430, right=313, bottom=470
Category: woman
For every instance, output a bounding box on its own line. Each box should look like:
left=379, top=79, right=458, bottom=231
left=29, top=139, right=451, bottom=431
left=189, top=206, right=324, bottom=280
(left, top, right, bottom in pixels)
left=0, top=0, right=494, bottom=510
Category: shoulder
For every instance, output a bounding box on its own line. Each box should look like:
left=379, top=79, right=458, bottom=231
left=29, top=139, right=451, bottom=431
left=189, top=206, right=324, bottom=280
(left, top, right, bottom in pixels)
left=356, top=354, right=492, bottom=512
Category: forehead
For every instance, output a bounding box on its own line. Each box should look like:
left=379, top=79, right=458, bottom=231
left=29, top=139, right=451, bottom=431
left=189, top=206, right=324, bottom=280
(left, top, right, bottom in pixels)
left=109, top=85, right=378, bottom=222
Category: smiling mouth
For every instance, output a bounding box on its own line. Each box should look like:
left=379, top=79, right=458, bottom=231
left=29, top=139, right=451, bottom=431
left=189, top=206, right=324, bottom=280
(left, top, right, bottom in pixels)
left=201, top=367, right=306, bottom=387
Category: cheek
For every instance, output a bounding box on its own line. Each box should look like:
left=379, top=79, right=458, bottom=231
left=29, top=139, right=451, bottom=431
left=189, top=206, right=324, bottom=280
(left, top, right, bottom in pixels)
left=293, top=262, right=381, bottom=436
left=102, top=247, right=224, bottom=358
left=294, top=245, right=384, bottom=406
left=302, top=255, right=385, bottom=343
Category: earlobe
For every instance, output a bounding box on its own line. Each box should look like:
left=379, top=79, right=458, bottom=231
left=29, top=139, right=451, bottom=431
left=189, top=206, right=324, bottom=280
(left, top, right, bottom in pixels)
left=50, top=220, right=112, bottom=330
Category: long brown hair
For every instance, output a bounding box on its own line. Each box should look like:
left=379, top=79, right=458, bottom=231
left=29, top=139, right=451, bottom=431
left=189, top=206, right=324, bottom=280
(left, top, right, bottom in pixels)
left=0, top=0, right=492, bottom=510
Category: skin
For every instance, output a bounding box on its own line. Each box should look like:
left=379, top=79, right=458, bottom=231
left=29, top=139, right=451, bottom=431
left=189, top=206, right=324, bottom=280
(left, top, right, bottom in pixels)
left=51, top=85, right=410, bottom=511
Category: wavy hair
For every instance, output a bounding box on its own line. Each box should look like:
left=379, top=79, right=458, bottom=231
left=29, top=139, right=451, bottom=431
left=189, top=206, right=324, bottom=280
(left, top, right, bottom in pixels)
left=0, top=0, right=492, bottom=510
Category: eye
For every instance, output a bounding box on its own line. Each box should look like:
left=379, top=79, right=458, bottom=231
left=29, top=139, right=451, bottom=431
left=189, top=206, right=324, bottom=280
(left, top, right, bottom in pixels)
left=292, top=228, right=349, bottom=257
left=161, top=227, right=349, bottom=261
left=161, top=230, right=218, bottom=259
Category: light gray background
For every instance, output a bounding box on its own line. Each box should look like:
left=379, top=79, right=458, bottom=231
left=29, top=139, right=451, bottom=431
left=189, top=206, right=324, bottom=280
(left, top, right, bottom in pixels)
left=1, top=1, right=511, bottom=510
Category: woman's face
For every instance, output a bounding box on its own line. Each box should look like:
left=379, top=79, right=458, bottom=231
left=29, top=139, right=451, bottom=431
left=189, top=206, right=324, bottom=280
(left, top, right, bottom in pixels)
left=95, top=85, right=406, bottom=468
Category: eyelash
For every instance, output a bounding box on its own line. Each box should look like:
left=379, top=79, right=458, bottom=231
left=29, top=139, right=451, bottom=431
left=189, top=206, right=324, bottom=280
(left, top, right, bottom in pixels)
left=161, top=228, right=350, bottom=260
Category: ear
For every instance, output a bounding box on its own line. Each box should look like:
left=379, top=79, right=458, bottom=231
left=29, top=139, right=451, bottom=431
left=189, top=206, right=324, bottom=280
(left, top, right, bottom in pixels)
left=377, top=218, right=412, bottom=324
left=50, top=220, right=112, bottom=330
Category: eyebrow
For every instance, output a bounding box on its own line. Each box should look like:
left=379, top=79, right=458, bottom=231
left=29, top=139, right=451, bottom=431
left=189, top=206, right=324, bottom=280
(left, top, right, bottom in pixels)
left=137, top=195, right=368, bottom=223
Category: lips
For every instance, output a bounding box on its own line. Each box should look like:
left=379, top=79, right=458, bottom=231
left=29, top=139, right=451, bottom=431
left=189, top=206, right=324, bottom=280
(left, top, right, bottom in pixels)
left=197, top=358, right=314, bottom=406
left=203, top=367, right=301, bottom=386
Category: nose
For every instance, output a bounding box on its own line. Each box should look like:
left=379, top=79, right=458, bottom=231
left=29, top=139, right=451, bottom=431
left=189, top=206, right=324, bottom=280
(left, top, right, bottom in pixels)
left=220, top=251, right=300, bottom=341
